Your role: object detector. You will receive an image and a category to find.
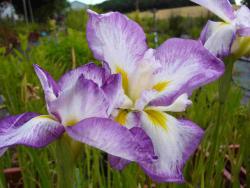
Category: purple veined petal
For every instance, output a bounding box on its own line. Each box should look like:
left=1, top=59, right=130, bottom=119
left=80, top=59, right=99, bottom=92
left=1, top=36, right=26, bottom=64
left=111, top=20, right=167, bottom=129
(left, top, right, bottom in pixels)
left=102, top=61, right=112, bottom=81
left=190, top=0, right=235, bottom=22
left=139, top=111, right=204, bottom=182
left=108, top=154, right=131, bottom=170
left=149, top=38, right=224, bottom=107
left=235, top=5, right=250, bottom=28
left=0, top=112, right=38, bottom=156
left=50, top=75, right=109, bottom=126
left=101, top=74, right=123, bottom=115
left=0, top=112, right=38, bottom=133
left=108, top=125, right=156, bottom=170
left=200, top=20, right=211, bottom=45
left=58, top=63, right=106, bottom=91
left=66, top=118, right=156, bottom=163
left=86, top=9, right=147, bottom=74
left=201, top=21, right=236, bottom=57
left=0, top=115, right=64, bottom=156
left=237, top=27, right=250, bottom=36
left=125, top=111, right=142, bottom=129
left=33, top=64, right=60, bottom=103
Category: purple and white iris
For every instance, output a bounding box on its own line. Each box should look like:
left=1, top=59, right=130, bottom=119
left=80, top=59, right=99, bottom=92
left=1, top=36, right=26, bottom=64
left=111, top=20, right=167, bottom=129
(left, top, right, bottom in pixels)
left=0, top=9, right=225, bottom=183
left=0, top=63, right=156, bottom=164
left=191, top=0, right=250, bottom=57
left=87, top=10, right=224, bottom=182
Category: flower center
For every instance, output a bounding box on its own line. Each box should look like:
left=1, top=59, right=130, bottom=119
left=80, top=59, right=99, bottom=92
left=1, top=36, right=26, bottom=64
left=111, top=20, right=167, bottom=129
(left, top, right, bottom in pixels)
left=65, top=119, right=78, bottom=127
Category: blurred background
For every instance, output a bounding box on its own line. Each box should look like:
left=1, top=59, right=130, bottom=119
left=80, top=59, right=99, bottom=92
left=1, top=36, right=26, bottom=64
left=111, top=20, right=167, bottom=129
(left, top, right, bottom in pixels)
left=0, top=0, right=249, bottom=188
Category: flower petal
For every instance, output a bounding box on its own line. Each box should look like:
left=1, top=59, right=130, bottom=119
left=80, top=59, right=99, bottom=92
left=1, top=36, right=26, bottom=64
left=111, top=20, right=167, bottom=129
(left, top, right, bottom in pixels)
left=0, top=112, right=37, bottom=133
left=134, top=90, right=158, bottom=111
left=108, top=125, right=156, bottom=170
left=190, top=0, right=235, bottom=22
left=33, top=64, right=60, bottom=103
left=128, top=49, right=160, bottom=101
left=236, top=5, right=250, bottom=28
left=237, top=27, right=250, bottom=36
left=150, top=38, right=224, bottom=106
left=147, top=93, right=192, bottom=112
left=0, top=115, right=64, bottom=156
left=201, top=21, right=236, bottom=57
left=86, top=10, right=147, bottom=74
left=66, top=118, right=156, bottom=163
left=139, top=111, right=204, bottom=182
left=101, top=74, right=123, bottom=115
left=235, top=6, right=250, bottom=37
left=102, top=61, right=112, bottom=80
left=50, top=75, right=109, bottom=126
left=108, top=155, right=130, bottom=170
left=58, top=63, right=106, bottom=90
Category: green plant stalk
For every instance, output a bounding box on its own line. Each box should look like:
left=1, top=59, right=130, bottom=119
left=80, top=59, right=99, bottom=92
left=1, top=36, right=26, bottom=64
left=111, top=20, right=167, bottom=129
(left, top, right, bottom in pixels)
left=0, top=160, right=6, bottom=188
left=55, top=135, right=82, bottom=188
left=216, top=59, right=234, bottom=126
left=207, top=57, right=235, bottom=179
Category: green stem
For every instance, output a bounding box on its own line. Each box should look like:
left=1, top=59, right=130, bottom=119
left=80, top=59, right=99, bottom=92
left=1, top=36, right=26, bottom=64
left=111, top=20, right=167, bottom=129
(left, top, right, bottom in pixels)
left=55, top=135, right=82, bottom=188
left=216, top=58, right=234, bottom=125
left=207, top=58, right=235, bottom=181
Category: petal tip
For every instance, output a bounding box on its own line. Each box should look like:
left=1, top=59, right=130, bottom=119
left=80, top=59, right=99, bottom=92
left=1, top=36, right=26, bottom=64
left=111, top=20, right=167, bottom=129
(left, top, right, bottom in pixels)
left=87, top=9, right=98, bottom=17
left=33, top=64, right=41, bottom=72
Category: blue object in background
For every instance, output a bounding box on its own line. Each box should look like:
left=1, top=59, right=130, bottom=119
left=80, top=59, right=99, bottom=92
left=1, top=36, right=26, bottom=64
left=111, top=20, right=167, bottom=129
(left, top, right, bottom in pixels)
left=233, top=58, right=250, bottom=104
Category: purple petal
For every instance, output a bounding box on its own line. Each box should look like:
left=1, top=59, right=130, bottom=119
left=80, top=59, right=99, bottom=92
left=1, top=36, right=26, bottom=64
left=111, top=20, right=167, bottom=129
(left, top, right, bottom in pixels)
left=200, top=20, right=236, bottom=57
left=101, top=74, right=123, bottom=115
left=125, top=111, right=142, bottom=129
left=0, top=112, right=38, bottom=133
left=66, top=118, right=156, bottom=163
left=139, top=112, right=204, bottom=182
left=58, top=63, right=106, bottom=90
left=190, top=0, right=235, bottom=22
left=0, top=115, right=64, bottom=156
left=237, top=27, right=250, bottom=36
left=150, top=38, right=224, bottom=107
left=102, top=61, right=112, bottom=80
left=108, top=155, right=131, bottom=170
left=108, top=126, right=150, bottom=171
left=50, top=76, right=109, bottom=126
left=178, top=119, right=204, bottom=162
left=86, top=9, right=147, bottom=73
left=200, top=20, right=210, bottom=45
left=33, top=64, right=60, bottom=103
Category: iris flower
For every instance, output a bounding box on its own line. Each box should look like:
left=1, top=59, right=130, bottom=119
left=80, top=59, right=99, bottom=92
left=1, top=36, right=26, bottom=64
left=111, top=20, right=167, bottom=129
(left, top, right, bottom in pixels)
left=0, top=63, right=156, bottom=164
left=191, top=0, right=250, bottom=57
left=87, top=10, right=224, bottom=182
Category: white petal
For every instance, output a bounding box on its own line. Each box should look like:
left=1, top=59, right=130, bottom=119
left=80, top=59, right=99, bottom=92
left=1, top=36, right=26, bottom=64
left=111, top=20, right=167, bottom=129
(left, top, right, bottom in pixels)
left=140, top=111, right=204, bottom=181
left=87, top=10, right=147, bottom=74
left=190, top=0, right=235, bottom=22
left=203, top=21, right=236, bottom=56
left=235, top=5, right=250, bottom=28
left=147, top=93, right=192, bottom=112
